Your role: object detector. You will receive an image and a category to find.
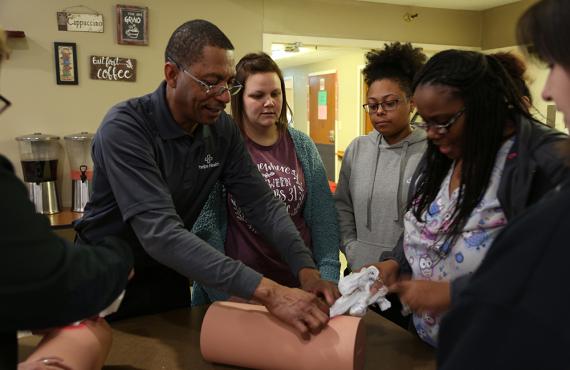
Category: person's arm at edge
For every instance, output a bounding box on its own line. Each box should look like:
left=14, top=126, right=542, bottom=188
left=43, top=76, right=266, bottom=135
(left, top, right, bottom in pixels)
left=0, top=165, right=133, bottom=330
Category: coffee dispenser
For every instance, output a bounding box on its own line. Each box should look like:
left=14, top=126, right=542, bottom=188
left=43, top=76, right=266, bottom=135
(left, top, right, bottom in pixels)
left=15, top=133, right=61, bottom=214
left=64, top=132, right=94, bottom=212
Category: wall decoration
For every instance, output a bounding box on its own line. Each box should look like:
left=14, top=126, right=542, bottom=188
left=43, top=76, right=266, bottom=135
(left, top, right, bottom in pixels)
left=90, top=56, right=137, bottom=82
left=54, top=42, right=78, bottom=85
left=116, top=5, right=148, bottom=45
left=57, top=12, right=104, bottom=33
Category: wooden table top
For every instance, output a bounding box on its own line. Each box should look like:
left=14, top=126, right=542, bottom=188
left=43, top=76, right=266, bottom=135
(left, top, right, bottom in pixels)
left=19, top=306, right=435, bottom=370
left=46, top=208, right=83, bottom=229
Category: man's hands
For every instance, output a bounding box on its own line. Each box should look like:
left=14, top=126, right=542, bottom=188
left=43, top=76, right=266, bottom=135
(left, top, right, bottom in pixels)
left=253, top=277, right=330, bottom=339
left=298, top=268, right=340, bottom=306
left=389, top=280, right=451, bottom=315
left=250, top=269, right=340, bottom=338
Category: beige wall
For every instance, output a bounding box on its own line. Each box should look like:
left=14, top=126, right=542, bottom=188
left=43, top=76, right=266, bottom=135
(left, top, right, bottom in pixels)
left=481, top=0, right=537, bottom=50
left=0, top=0, right=263, bottom=206
left=1, top=0, right=539, bottom=206
left=264, top=0, right=482, bottom=47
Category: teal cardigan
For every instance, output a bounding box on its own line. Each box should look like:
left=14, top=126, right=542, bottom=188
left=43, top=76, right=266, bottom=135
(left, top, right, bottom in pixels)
left=191, top=127, right=340, bottom=305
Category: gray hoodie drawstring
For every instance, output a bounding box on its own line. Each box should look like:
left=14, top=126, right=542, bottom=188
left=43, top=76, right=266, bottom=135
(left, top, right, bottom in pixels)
left=366, top=135, right=382, bottom=231
left=395, top=141, right=410, bottom=222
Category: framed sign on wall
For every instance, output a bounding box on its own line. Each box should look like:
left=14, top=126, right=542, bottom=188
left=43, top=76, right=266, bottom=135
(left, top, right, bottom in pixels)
left=90, top=56, right=137, bottom=82
left=54, top=42, right=78, bottom=85
left=116, top=5, right=148, bottom=45
left=57, top=12, right=104, bottom=33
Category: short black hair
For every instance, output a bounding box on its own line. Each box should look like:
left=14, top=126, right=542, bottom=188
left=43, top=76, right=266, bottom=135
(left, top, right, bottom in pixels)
left=165, top=19, right=234, bottom=66
left=362, top=42, right=427, bottom=97
left=517, top=0, right=570, bottom=69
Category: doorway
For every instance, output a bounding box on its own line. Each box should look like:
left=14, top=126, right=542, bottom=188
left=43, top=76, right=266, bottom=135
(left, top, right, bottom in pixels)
left=361, top=72, right=374, bottom=135
left=308, top=72, right=337, bottom=181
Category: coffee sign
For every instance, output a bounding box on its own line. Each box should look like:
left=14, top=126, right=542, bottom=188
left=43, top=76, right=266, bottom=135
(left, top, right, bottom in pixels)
left=90, top=56, right=136, bottom=82
left=57, top=12, right=104, bottom=33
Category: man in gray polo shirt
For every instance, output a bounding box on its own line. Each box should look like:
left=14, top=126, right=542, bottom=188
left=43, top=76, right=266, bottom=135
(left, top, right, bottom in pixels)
left=75, top=19, right=337, bottom=336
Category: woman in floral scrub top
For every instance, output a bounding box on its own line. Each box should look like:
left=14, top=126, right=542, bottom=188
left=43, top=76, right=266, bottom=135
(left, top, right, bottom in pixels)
left=372, top=49, right=569, bottom=346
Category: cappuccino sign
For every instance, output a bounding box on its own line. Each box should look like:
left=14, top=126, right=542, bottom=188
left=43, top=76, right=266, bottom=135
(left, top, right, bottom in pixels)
left=57, top=12, right=104, bottom=33
left=90, top=56, right=137, bottom=82
left=116, top=5, right=148, bottom=45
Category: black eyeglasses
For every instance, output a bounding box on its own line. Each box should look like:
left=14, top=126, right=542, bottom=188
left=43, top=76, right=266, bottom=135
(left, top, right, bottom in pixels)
left=167, top=57, right=242, bottom=97
left=413, top=108, right=465, bottom=134
left=0, top=94, right=11, bottom=115
left=363, top=99, right=400, bottom=113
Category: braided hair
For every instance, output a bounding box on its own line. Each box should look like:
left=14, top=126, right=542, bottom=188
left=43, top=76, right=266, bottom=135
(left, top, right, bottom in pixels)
left=411, top=50, right=532, bottom=242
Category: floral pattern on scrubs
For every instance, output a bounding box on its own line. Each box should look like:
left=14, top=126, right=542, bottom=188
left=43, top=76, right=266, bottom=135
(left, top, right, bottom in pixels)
left=403, top=138, right=515, bottom=346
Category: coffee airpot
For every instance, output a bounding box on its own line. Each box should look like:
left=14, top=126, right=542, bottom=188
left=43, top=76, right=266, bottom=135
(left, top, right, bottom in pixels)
left=64, top=132, right=94, bottom=212
left=15, top=133, right=61, bottom=214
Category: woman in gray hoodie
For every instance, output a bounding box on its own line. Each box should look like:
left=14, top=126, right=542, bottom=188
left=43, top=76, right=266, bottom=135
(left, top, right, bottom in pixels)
left=334, top=42, right=427, bottom=326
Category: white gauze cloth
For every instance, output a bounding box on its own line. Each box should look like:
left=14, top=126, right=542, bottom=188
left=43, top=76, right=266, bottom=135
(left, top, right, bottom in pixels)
left=329, top=266, right=391, bottom=317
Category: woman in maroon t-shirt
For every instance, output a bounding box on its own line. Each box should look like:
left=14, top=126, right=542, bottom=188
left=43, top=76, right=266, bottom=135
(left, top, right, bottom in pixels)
left=191, top=52, right=341, bottom=305
left=227, top=52, right=340, bottom=287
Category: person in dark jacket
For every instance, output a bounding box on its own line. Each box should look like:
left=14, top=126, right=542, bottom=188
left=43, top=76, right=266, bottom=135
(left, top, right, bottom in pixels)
left=438, top=1, right=570, bottom=368
left=0, top=30, right=133, bottom=370
left=371, top=49, right=569, bottom=346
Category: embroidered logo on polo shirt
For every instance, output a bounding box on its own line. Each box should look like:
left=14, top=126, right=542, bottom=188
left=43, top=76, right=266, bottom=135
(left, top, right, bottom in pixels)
left=198, top=154, right=220, bottom=170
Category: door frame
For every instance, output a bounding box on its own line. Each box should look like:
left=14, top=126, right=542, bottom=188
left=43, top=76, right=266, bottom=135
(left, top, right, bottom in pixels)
left=307, top=69, right=337, bottom=139
left=307, top=70, right=338, bottom=180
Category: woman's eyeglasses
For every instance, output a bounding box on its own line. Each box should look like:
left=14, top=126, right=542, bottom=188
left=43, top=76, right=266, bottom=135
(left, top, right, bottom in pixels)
left=412, top=108, right=465, bottom=134
left=362, top=99, right=400, bottom=113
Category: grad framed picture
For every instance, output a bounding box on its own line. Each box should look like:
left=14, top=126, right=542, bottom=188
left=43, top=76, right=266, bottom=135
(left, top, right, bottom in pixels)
left=54, top=42, right=78, bottom=85
left=116, top=5, right=149, bottom=45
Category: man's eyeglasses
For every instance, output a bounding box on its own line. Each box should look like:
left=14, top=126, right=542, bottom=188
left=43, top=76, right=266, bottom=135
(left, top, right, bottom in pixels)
left=0, top=94, right=11, bottom=115
left=167, top=57, right=242, bottom=97
left=412, top=108, right=465, bottom=134
left=363, top=99, right=400, bottom=113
